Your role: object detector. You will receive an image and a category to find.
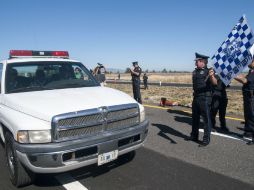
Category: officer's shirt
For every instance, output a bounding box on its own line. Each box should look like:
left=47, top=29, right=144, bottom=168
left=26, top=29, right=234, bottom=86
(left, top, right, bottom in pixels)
left=143, top=75, right=148, bottom=81
left=98, top=66, right=106, bottom=74
left=192, top=67, right=212, bottom=96
left=213, top=75, right=227, bottom=98
left=243, top=69, right=254, bottom=92
left=132, top=66, right=142, bottom=80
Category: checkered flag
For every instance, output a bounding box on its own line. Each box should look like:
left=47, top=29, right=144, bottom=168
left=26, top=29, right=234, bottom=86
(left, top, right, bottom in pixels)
left=212, top=15, right=254, bottom=86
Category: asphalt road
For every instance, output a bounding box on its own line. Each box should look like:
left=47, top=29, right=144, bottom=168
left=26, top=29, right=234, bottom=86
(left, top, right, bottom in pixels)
left=0, top=105, right=253, bottom=190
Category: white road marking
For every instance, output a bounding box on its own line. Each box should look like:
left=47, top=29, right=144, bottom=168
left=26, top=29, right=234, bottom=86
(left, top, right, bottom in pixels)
left=55, top=173, right=88, bottom=190
left=199, top=129, right=251, bottom=141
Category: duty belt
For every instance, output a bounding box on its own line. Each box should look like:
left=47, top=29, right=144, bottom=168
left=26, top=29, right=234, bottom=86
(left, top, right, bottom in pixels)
left=193, top=91, right=212, bottom=97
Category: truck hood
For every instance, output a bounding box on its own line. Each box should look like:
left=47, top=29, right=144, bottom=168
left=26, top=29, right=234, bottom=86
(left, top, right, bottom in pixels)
left=2, top=87, right=137, bottom=122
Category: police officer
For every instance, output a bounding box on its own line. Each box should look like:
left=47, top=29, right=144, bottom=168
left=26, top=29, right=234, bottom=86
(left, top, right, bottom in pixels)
left=94, top=63, right=106, bottom=86
left=143, top=73, right=148, bottom=90
left=187, top=53, right=217, bottom=147
left=211, top=73, right=229, bottom=131
left=130, top=61, right=142, bottom=104
left=234, top=58, right=254, bottom=145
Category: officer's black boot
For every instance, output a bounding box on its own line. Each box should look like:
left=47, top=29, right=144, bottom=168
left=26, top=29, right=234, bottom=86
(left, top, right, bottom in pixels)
left=185, top=135, right=198, bottom=142
left=221, top=126, right=229, bottom=132
left=246, top=134, right=254, bottom=145
left=199, top=140, right=210, bottom=147
left=220, top=118, right=229, bottom=132
left=199, top=135, right=210, bottom=147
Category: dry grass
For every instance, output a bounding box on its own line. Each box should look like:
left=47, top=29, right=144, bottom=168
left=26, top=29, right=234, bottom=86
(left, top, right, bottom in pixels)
left=107, top=83, right=244, bottom=116
left=107, top=73, right=240, bottom=85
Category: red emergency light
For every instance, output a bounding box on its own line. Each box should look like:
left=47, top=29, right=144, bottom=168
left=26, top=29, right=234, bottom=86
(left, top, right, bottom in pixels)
left=10, top=50, right=33, bottom=57
left=51, top=51, right=69, bottom=57
left=9, top=50, right=69, bottom=58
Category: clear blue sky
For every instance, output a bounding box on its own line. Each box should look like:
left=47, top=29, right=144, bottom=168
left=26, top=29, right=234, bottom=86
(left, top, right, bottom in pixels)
left=0, top=0, right=253, bottom=71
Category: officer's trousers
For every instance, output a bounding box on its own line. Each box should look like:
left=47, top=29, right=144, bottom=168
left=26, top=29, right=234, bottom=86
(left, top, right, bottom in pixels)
left=243, top=92, right=254, bottom=134
left=144, top=81, right=148, bottom=89
left=211, top=95, right=228, bottom=128
left=191, top=96, right=212, bottom=142
left=132, top=79, right=142, bottom=104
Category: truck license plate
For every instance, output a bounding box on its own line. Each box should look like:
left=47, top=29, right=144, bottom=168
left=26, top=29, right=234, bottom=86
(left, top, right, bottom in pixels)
left=98, top=150, right=118, bottom=166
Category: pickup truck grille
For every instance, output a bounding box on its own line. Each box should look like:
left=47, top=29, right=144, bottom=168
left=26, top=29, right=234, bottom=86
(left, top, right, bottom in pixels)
left=52, top=104, right=140, bottom=141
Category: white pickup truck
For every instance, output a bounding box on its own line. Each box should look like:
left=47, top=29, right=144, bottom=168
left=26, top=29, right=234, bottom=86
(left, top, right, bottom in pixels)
left=0, top=50, right=149, bottom=187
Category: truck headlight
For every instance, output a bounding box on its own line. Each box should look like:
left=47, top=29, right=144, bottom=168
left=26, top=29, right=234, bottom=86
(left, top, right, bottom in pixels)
left=140, top=109, right=146, bottom=123
left=17, top=130, right=51, bottom=143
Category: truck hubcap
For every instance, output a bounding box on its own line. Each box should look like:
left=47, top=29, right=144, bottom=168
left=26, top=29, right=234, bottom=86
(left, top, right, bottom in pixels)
left=7, top=146, right=15, bottom=176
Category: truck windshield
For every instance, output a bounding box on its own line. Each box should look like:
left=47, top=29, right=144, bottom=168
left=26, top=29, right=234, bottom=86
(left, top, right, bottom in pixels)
left=5, top=61, right=100, bottom=93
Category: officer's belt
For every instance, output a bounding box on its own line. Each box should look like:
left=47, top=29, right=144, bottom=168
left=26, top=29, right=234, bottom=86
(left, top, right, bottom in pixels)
left=193, top=91, right=212, bottom=97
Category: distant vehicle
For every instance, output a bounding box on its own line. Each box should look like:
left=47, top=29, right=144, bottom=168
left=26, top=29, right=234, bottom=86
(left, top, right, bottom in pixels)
left=0, top=50, right=149, bottom=187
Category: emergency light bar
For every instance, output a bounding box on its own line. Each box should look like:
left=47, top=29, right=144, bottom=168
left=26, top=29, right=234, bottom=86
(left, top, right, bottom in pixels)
left=9, top=50, right=69, bottom=59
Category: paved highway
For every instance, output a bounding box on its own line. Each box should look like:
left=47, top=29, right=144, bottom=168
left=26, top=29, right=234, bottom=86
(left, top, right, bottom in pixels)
left=0, top=105, right=253, bottom=190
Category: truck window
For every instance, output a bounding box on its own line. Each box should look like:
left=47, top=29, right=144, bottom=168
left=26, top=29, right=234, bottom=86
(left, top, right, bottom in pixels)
left=5, top=61, right=100, bottom=93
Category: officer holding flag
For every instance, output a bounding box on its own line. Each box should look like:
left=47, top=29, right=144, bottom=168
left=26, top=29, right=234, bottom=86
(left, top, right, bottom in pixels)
left=187, top=53, right=217, bottom=147
left=234, top=55, right=254, bottom=145
left=211, top=15, right=254, bottom=144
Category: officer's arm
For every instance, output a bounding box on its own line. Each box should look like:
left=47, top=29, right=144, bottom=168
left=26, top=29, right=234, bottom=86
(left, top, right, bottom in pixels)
left=234, top=75, right=247, bottom=84
left=130, top=68, right=140, bottom=76
left=130, top=69, right=139, bottom=76
left=209, top=69, right=217, bottom=85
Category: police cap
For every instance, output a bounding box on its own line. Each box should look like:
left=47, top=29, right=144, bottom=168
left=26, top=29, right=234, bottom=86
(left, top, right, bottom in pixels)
left=195, top=52, right=210, bottom=61
left=132, top=61, right=138, bottom=66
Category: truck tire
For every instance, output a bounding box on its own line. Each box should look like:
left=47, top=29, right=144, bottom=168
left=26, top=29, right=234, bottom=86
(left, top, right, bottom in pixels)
left=5, top=132, right=34, bottom=187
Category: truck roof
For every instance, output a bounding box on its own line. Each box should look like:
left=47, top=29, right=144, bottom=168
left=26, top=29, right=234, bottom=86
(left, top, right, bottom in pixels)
left=1, top=50, right=80, bottom=64
left=2, top=58, right=80, bottom=64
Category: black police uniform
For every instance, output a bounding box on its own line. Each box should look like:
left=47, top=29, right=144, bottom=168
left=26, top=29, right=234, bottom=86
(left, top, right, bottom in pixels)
left=143, top=74, right=148, bottom=89
left=97, top=64, right=106, bottom=83
left=190, top=53, right=213, bottom=146
left=242, top=69, right=254, bottom=143
left=211, top=75, right=228, bottom=130
left=131, top=63, right=142, bottom=104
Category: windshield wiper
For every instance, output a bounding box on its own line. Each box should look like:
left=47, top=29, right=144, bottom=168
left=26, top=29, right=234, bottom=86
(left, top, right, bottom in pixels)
left=8, top=86, right=54, bottom=93
left=57, top=83, right=90, bottom=88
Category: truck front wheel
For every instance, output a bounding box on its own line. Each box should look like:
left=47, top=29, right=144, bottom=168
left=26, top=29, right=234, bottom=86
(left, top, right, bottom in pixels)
left=5, top=132, right=34, bottom=187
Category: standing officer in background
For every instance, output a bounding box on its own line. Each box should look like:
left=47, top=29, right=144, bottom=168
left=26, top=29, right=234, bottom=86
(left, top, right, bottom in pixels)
left=234, top=58, right=254, bottom=145
left=187, top=53, right=217, bottom=147
left=93, top=63, right=106, bottom=86
left=211, top=73, right=229, bottom=132
left=130, top=61, right=142, bottom=104
left=143, top=73, right=148, bottom=90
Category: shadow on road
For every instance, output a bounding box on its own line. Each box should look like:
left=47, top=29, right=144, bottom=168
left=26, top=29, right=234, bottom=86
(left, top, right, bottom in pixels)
left=152, top=123, right=189, bottom=144
left=167, top=109, right=192, bottom=117
left=167, top=109, right=193, bottom=126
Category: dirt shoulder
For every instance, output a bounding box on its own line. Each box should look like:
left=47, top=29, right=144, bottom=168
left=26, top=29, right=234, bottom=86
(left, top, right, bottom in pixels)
left=107, top=83, right=244, bottom=116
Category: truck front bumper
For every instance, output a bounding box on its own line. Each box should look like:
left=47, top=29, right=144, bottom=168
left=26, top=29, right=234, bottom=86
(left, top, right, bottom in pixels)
left=15, top=120, right=149, bottom=173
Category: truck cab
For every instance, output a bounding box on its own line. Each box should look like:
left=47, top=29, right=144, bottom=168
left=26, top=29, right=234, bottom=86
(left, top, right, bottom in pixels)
left=0, top=50, right=149, bottom=187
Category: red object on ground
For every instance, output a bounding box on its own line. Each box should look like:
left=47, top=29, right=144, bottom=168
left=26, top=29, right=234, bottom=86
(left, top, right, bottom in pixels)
left=160, top=98, right=179, bottom=107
